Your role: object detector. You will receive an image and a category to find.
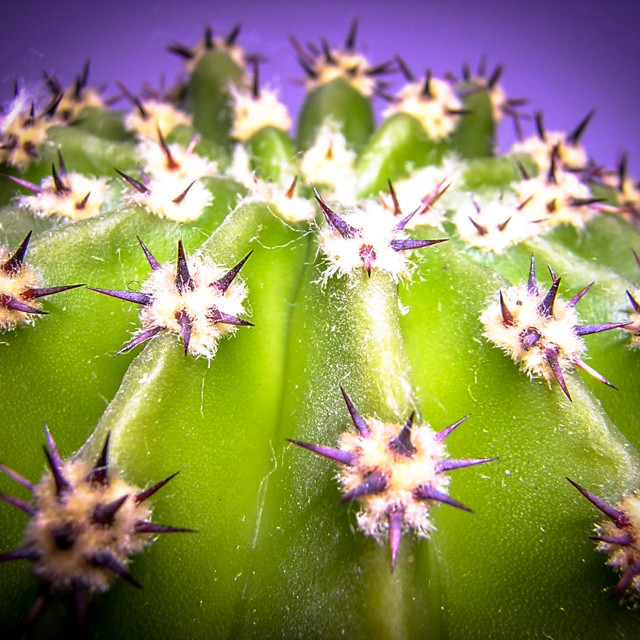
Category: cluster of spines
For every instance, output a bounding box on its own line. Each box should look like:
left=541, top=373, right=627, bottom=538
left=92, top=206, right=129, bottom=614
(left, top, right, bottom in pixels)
left=0, top=425, right=191, bottom=627
left=0, top=231, right=82, bottom=328
left=315, top=188, right=447, bottom=278
left=90, top=237, right=252, bottom=357
left=568, top=479, right=640, bottom=601
left=291, top=19, right=395, bottom=98
left=482, top=255, right=629, bottom=401
left=289, top=387, right=493, bottom=571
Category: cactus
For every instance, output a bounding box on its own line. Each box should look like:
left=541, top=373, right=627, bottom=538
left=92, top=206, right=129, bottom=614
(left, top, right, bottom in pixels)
left=1, top=19, right=640, bottom=640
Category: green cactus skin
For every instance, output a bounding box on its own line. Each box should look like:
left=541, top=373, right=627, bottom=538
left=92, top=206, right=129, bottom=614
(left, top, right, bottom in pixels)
left=1, top=23, right=640, bottom=640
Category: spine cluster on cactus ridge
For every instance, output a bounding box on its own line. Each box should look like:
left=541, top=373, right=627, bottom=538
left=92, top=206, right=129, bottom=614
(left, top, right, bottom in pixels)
left=90, top=237, right=253, bottom=357
left=569, top=478, right=640, bottom=602
left=0, top=425, right=192, bottom=627
left=481, top=255, right=630, bottom=401
left=289, top=387, right=494, bottom=572
left=0, top=232, right=82, bottom=329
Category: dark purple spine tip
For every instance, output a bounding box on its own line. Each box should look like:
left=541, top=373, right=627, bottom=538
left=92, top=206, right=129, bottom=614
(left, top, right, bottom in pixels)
left=388, top=413, right=417, bottom=458
left=286, top=439, right=356, bottom=466
left=566, top=478, right=628, bottom=525
left=137, top=236, right=161, bottom=271
left=313, top=187, right=359, bottom=238
left=339, top=471, right=388, bottom=504
left=435, top=414, right=471, bottom=442
left=211, top=251, right=253, bottom=294
left=134, top=471, right=180, bottom=504
left=339, top=386, right=370, bottom=438
left=2, top=231, right=32, bottom=275
left=527, top=255, right=538, bottom=294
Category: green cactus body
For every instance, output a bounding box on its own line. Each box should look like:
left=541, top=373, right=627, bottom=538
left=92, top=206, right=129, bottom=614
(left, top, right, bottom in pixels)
left=1, top=23, right=640, bottom=640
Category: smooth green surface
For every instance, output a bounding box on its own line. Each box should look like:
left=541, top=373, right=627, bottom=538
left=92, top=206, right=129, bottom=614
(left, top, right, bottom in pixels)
left=297, top=77, right=374, bottom=152
left=246, top=126, right=297, bottom=183
left=189, top=50, right=245, bottom=146
left=355, top=112, right=447, bottom=198
left=450, top=82, right=495, bottom=159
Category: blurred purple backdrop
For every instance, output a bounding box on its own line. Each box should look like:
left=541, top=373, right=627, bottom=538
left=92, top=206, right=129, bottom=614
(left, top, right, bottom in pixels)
left=1, top=0, right=639, bottom=172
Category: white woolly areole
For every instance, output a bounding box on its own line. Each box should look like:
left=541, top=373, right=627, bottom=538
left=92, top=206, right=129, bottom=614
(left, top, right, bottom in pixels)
left=124, top=102, right=191, bottom=140
left=337, top=418, right=449, bottom=539
left=596, top=491, right=640, bottom=601
left=128, top=177, right=212, bottom=222
left=383, top=78, right=462, bottom=140
left=510, top=133, right=588, bottom=172
left=300, top=123, right=357, bottom=204
left=601, top=171, right=640, bottom=213
left=138, top=255, right=249, bottom=359
left=227, top=144, right=254, bottom=185
left=0, top=247, right=40, bottom=329
left=487, top=83, right=507, bottom=123
left=318, top=203, right=415, bottom=281
left=20, top=173, right=107, bottom=221
left=378, top=157, right=465, bottom=230
left=452, top=192, right=541, bottom=253
left=245, top=177, right=316, bottom=222
left=230, top=87, right=292, bottom=141
left=305, top=51, right=377, bottom=96
left=514, top=171, right=595, bottom=229
left=24, top=459, right=152, bottom=594
left=0, top=91, right=49, bottom=169
left=480, top=283, right=585, bottom=381
left=137, top=138, right=219, bottom=182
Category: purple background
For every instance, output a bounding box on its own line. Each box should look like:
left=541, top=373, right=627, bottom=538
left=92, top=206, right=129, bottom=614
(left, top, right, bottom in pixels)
left=1, top=0, right=639, bottom=172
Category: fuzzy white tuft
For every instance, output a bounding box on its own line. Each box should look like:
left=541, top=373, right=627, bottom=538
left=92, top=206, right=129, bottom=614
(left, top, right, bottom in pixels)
left=124, top=101, right=191, bottom=141
left=20, top=174, right=107, bottom=221
left=383, top=77, right=462, bottom=140
left=230, top=86, right=292, bottom=141
left=137, top=254, right=249, bottom=359
left=481, top=282, right=585, bottom=382
left=337, top=418, right=449, bottom=539
left=128, top=177, right=212, bottom=222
